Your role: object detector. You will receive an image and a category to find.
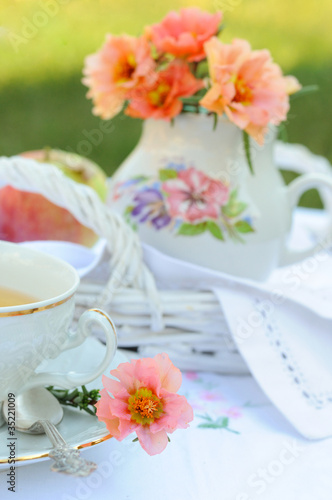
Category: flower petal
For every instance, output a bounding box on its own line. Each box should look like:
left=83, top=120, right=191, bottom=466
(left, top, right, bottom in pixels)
left=133, top=358, right=163, bottom=395
left=136, top=427, right=169, bottom=455
left=154, top=352, right=182, bottom=392
left=151, top=391, right=194, bottom=433
left=101, top=374, right=124, bottom=396
left=110, top=359, right=141, bottom=393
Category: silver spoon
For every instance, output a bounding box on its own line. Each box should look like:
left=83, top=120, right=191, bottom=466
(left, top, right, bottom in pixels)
left=2, top=387, right=97, bottom=476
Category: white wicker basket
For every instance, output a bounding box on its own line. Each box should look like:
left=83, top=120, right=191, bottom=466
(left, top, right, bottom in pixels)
left=1, top=145, right=331, bottom=373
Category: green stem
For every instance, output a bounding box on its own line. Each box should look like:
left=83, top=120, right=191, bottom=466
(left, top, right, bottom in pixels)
left=224, top=427, right=240, bottom=435
left=242, top=130, right=254, bottom=175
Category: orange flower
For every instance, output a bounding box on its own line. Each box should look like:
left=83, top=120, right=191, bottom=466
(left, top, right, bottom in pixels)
left=200, top=38, right=301, bottom=144
left=83, top=35, right=155, bottom=120
left=125, top=61, right=203, bottom=120
left=146, top=7, right=222, bottom=62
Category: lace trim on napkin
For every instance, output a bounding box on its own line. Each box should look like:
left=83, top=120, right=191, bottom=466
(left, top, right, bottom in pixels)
left=255, top=298, right=332, bottom=410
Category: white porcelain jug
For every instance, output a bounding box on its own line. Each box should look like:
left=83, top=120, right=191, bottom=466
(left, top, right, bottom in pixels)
left=109, top=113, right=332, bottom=280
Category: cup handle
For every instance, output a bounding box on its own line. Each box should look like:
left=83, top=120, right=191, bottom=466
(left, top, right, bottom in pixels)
left=20, top=309, right=117, bottom=391
left=279, top=173, right=332, bottom=266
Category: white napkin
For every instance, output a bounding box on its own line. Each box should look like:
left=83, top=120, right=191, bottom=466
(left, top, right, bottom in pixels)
left=142, top=209, right=332, bottom=440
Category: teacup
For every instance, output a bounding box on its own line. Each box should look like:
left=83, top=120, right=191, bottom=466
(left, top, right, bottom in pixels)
left=0, top=241, right=117, bottom=402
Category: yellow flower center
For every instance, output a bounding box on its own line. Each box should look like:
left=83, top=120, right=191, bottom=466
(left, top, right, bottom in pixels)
left=148, top=82, right=171, bottom=107
left=114, top=53, right=136, bottom=84
left=233, top=77, right=253, bottom=105
left=128, top=388, right=164, bottom=425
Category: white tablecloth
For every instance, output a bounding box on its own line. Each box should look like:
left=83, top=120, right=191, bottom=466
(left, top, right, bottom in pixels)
left=1, top=369, right=331, bottom=500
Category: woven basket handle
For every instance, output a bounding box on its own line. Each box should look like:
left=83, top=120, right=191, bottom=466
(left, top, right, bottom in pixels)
left=0, top=156, right=162, bottom=330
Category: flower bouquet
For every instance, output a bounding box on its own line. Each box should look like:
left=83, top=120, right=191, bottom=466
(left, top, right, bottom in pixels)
left=83, top=6, right=301, bottom=164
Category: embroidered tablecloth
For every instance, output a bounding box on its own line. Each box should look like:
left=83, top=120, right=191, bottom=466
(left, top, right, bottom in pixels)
left=1, top=369, right=331, bottom=500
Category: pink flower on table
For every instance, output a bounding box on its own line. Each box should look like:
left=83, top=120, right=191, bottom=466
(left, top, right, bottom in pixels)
left=126, top=61, right=203, bottom=120
left=95, top=353, right=193, bottom=456
left=146, top=7, right=222, bottom=62
left=83, top=35, right=155, bottom=120
left=200, top=37, right=301, bottom=144
left=185, top=371, right=199, bottom=381
left=225, top=406, right=242, bottom=419
left=162, top=167, right=229, bottom=223
left=200, top=390, right=224, bottom=402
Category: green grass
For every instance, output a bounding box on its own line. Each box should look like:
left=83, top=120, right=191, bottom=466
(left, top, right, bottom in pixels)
left=1, top=0, right=331, bottom=210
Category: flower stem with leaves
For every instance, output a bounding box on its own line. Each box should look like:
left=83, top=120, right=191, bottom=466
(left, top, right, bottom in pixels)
left=46, top=386, right=101, bottom=416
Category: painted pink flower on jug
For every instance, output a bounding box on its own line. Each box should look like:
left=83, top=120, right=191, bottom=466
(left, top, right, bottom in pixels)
left=83, top=35, right=155, bottom=120
left=200, top=37, right=301, bottom=144
left=162, top=167, right=229, bottom=223
left=95, top=353, right=193, bottom=456
left=146, top=7, right=222, bottom=62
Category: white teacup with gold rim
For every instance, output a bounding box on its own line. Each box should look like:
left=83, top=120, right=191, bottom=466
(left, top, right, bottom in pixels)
left=0, top=241, right=117, bottom=402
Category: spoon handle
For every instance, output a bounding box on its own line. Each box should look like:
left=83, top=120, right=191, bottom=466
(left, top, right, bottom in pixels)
left=35, top=420, right=98, bottom=476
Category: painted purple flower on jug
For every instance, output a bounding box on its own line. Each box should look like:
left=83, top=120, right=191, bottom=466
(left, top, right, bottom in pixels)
left=132, top=188, right=171, bottom=229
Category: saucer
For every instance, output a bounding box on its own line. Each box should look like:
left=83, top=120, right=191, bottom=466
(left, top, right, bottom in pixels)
left=19, top=239, right=107, bottom=278
left=0, top=337, right=129, bottom=468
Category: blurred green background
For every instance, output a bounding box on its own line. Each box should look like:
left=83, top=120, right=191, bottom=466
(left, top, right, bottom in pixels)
left=1, top=0, right=331, bottom=197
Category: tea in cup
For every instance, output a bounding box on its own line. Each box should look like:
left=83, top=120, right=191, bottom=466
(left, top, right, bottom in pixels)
left=0, top=241, right=117, bottom=402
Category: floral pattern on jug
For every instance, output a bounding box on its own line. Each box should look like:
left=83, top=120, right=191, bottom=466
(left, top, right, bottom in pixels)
left=112, top=162, right=255, bottom=242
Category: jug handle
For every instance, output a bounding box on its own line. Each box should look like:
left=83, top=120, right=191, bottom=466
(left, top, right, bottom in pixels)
left=279, top=173, right=332, bottom=266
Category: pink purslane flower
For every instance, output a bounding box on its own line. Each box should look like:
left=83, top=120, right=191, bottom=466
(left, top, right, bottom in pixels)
left=83, top=34, right=155, bottom=120
left=95, top=353, right=193, bottom=456
left=126, top=61, right=203, bottom=120
left=200, top=37, right=301, bottom=144
left=146, top=7, right=222, bottom=62
left=163, top=167, right=229, bottom=223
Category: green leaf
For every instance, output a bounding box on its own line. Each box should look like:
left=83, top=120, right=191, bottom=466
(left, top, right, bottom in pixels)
left=225, top=428, right=241, bottom=435
left=157, top=61, right=171, bottom=72
left=216, top=24, right=225, bottom=36
left=159, top=168, right=178, bottom=181
left=289, top=84, right=319, bottom=101
left=230, top=188, right=236, bottom=199
left=178, top=222, right=207, bottom=236
left=124, top=205, right=135, bottom=215
left=150, top=43, right=158, bottom=60
left=213, top=113, right=218, bottom=131
left=207, top=221, right=224, bottom=240
left=222, top=189, right=247, bottom=218
left=132, top=437, right=139, bottom=442
left=222, top=202, right=247, bottom=218
left=277, top=123, right=289, bottom=143
left=196, top=61, right=209, bottom=79
left=180, top=95, right=202, bottom=104
left=132, top=175, right=149, bottom=183
left=196, top=413, right=213, bottom=421
left=234, top=220, right=254, bottom=233
left=198, top=423, right=222, bottom=429
left=182, top=105, right=200, bottom=114
left=242, top=130, right=254, bottom=175
left=220, top=417, right=229, bottom=427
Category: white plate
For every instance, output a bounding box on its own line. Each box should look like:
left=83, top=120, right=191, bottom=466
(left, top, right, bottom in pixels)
left=0, top=337, right=128, bottom=468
